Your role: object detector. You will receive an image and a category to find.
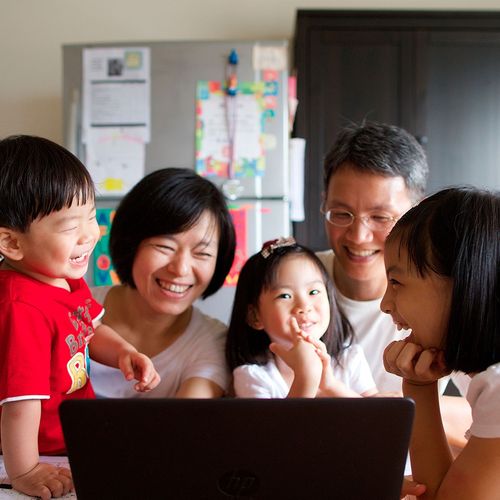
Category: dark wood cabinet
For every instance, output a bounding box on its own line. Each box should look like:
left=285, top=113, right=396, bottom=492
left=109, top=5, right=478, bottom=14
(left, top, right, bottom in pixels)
left=294, top=10, right=500, bottom=250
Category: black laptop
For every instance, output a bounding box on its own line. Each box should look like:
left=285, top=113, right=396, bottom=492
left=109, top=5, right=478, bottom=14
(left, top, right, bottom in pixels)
left=60, top=397, right=414, bottom=500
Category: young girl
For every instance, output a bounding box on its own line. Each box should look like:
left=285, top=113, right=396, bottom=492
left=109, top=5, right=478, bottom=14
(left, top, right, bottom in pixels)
left=382, top=187, right=500, bottom=499
left=226, top=237, right=377, bottom=398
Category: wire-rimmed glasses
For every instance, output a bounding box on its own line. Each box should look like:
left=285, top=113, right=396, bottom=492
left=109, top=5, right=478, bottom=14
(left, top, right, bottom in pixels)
left=321, top=208, right=399, bottom=232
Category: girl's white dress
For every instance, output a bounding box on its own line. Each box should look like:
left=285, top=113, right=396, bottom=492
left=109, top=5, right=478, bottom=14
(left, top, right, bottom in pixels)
left=233, top=343, right=375, bottom=398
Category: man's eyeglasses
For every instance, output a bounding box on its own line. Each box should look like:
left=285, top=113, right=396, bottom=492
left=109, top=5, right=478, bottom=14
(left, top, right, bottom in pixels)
left=321, top=208, right=399, bottom=232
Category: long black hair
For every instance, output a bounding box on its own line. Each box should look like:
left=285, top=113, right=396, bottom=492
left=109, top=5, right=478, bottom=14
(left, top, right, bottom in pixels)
left=109, top=167, right=236, bottom=299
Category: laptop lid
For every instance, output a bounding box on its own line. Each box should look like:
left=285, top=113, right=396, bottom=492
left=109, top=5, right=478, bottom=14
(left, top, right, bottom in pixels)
left=60, top=397, right=414, bottom=500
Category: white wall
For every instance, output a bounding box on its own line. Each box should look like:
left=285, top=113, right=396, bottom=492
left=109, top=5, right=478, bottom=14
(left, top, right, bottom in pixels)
left=1, top=0, right=499, bottom=143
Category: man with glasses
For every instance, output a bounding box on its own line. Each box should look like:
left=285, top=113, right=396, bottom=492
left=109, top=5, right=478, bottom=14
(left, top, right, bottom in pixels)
left=317, top=121, right=471, bottom=454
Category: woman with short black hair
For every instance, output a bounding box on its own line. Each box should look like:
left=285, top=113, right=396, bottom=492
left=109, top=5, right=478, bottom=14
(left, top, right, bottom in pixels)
left=91, top=167, right=236, bottom=398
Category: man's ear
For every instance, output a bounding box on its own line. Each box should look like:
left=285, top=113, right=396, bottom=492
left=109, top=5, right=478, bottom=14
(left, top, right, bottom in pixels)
left=246, top=305, right=264, bottom=330
left=0, top=228, right=23, bottom=261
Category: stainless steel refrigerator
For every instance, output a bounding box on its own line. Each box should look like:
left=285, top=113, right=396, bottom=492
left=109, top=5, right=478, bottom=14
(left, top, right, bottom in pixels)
left=62, top=40, right=291, bottom=324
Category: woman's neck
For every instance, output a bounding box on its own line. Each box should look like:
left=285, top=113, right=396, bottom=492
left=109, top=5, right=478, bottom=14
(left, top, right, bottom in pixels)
left=103, top=285, right=192, bottom=356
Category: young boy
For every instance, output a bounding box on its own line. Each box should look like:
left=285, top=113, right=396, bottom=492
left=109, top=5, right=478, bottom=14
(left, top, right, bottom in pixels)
left=0, top=135, right=160, bottom=499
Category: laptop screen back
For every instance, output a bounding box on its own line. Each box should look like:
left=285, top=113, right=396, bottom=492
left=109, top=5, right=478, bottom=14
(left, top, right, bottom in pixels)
left=60, top=397, right=414, bottom=500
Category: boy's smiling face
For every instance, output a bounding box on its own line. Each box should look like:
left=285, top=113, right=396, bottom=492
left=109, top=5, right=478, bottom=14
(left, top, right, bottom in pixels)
left=2, top=198, right=99, bottom=287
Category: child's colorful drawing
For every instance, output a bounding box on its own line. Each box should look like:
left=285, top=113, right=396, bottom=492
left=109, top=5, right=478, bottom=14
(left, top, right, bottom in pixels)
left=196, top=80, right=274, bottom=178
left=93, top=208, right=120, bottom=286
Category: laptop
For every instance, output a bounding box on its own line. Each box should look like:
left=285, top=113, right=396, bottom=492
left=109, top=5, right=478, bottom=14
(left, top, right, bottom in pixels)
left=59, top=397, right=414, bottom=500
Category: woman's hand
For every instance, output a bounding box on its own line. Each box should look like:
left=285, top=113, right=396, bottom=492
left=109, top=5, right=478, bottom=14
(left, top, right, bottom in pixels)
left=383, top=335, right=450, bottom=386
left=118, top=350, right=161, bottom=392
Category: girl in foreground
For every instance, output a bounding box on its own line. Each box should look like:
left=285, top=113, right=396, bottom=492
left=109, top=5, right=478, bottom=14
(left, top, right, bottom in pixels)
left=226, top=237, right=377, bottom=398
left=382, top=187, right=500, bottom=499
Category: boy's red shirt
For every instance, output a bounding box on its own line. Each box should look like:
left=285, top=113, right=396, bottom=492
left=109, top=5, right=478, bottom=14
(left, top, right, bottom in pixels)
left=0, top=271, right=102, bottom=454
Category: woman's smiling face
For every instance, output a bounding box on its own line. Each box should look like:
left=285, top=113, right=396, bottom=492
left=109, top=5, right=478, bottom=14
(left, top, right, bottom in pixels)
left=131, top=210, right=219, bottom=316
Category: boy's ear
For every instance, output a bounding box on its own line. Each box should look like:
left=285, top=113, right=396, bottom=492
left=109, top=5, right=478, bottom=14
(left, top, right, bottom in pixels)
left=246, top=305, right=264, bottom=330
left=0, top=228, right=23, bottom=261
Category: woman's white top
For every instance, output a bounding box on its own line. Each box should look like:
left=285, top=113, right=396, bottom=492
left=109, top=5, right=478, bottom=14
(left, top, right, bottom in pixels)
left=90, top=287, right=229, bottom=397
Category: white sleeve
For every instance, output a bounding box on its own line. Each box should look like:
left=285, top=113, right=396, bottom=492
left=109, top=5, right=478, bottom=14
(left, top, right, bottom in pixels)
left=467, top=364, right=500, bottom=438
left=449, top=371, right=471, bottom=396
left=233, top=365, right=277, bottom=398
left=337, top=344, right=377, bottom=395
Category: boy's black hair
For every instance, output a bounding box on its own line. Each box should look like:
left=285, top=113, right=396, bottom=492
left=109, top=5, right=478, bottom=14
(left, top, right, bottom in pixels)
left=225, top=242, right=353, bottom=371
left=109, top=167, right=236, bottom=299
left=324, top=121, right=428, bottom=203
left=0, top=135, right=94, bottom=231
left=388, top=186, right=500, bottom=373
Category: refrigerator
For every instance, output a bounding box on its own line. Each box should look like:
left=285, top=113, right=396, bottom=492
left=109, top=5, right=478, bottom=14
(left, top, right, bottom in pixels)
left=62, top=40, right=291, bottom=324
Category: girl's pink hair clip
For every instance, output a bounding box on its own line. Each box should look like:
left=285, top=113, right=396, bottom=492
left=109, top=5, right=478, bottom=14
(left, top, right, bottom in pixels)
left=260, top=236, right=296, bottom=258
